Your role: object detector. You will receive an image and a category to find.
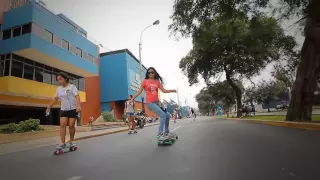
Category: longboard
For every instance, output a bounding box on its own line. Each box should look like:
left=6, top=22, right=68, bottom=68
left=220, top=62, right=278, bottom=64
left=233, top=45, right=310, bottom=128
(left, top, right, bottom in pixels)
left=157, top=133, right=178, bottom=146
left=54, top=144, right=78, bottom=155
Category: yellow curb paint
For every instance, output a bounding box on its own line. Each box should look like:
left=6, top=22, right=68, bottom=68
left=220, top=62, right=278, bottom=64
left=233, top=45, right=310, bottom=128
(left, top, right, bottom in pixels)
left=224, top=118, right=320, bottom=131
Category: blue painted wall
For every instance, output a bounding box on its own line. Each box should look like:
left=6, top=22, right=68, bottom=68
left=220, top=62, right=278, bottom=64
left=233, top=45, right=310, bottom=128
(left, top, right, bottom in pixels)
left=30, top=34, right=98, bottom=74
left=2, top=2, right=98, bottom=58
left=101, top=102, right=112, bottom=112
left=0, top=34, right=32, bottom=53
left=100, top=53, right=128, bottom=102
left=126, top=53, right=146, bottom=102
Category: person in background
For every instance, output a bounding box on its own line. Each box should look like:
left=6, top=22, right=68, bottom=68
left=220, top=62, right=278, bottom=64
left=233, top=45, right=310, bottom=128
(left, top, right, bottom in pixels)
left=131, top=67, right=176, bottom=139
left=46, top=72, right=81, bottom=149
left=124, top=95, right=136, bottom=134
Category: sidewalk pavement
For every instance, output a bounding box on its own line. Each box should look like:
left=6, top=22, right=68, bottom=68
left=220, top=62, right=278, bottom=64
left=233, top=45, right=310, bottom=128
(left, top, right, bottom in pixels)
left=225, top=118, right=320, bottom=131
left=0, top=122, right=158, bottom=155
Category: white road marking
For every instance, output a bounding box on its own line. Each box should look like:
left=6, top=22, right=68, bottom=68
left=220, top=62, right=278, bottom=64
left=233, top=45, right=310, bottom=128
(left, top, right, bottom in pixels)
left=68, top=176, right=82, bottom=180
left=171, top=126, right=181, bottom=132
left=289, top=173, right=295, bottom=177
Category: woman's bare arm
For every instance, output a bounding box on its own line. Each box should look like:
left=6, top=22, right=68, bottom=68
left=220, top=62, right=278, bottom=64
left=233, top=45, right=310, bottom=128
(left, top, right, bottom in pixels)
left=132, top=85, right=144, bottom=101
left=159, top=84, right=176, bottom=93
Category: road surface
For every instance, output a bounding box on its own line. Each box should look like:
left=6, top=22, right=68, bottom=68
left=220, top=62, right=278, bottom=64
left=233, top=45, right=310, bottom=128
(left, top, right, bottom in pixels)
left=1, top=117, right=320, bottom=180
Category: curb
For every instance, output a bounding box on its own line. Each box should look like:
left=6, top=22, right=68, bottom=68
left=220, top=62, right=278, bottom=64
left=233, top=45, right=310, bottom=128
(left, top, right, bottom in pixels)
left=224, top=118, right=320, bottom=131
left=75, top=123, right=159, bottom=141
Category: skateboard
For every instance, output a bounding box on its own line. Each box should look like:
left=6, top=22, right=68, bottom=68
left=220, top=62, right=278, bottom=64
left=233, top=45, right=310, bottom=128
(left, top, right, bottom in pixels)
left=54, top=144, right=78, bottom=155
left=157, top=133, right=178, bottom=146
left=128, top=130, right=138, bottom=134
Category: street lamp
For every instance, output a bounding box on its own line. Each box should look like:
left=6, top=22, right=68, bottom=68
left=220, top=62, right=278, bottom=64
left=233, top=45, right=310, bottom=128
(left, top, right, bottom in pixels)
left=138, top=20, right=160, bottom=83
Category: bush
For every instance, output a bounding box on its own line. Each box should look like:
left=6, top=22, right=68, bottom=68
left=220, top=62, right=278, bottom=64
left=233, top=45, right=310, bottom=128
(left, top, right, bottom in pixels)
left=0, top=119, right=42, bottom=134
left=1, top=123, right=18, bottom=134
left=102, top=111, right=115, bottom=122
left=16, top=118, right=42, bottom=133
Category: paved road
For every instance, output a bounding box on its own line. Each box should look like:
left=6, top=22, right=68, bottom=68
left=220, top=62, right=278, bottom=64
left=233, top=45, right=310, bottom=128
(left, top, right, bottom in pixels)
left=1, top=117, right=320, bottom=180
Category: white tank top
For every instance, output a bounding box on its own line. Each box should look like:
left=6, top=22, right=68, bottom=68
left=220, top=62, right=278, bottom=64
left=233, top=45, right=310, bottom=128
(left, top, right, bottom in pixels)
left=126, top=101, right=134, bottom=113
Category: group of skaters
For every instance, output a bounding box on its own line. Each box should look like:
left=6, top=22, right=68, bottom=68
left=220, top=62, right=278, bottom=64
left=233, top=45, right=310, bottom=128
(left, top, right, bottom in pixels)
left=47, top=67, right=181, bottom=149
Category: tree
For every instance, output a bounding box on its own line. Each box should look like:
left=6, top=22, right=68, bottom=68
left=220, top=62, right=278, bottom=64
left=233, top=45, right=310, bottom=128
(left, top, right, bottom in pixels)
left=175, top=13, right=295, bottom=117
left=207, top=80, right=244, bottom=110
left=170, top=0, right=318, bottom=121
left=195, top=88, right=216, bottom=115
left=254, top=80, right=287, bottom=112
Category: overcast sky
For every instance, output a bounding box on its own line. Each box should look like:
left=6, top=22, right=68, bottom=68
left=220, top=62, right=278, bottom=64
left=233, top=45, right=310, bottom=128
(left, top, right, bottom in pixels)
left=41, top=0, right=304, bottom=108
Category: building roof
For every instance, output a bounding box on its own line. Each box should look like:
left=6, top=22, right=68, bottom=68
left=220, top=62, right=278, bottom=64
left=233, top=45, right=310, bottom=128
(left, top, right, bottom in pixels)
left=100, top=49, right=147, bottom=70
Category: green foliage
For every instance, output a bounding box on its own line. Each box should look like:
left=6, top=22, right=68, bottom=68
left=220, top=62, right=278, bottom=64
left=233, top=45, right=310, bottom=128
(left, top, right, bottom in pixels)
left=169, top=0, right=313, bottom=37
left=1, top=123, right=18, bottom=134
left=1, top=119, right=42, bottom=134
left=207, top=80, right=244, bottom=109
left=16, top=119, right=42, bottom=133
left=253, top=80, right=287, bottom=105
left=102, top=111, right=116, bottom=122
left=196, top=88, right=216, bottom=115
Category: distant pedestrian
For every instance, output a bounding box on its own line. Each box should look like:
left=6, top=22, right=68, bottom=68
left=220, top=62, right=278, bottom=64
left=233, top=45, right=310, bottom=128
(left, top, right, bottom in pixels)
left=131, top=67, right=176, bottom=140
left=125, top=95, right=136, bottom=134
left=46, top=72, right=81, bottom=149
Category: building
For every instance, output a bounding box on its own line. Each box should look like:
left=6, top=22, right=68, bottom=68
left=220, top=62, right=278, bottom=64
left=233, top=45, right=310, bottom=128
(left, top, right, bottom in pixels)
left=0, top=0, right=101, bottom=125
left=100, top=49, right=157, bottom=119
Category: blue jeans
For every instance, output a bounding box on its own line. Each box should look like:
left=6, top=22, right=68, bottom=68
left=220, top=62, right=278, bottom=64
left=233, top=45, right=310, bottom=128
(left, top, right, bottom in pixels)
left=147, top=102, right=170, bottom=135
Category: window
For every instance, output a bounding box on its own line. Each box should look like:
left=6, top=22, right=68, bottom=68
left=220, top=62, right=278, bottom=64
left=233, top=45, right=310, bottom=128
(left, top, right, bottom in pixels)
left=12, top=54, right=24, bottom=62
left=5, top=54, right=10, bottom=60
left=43, top=70, right=52, bottom=84
left=4, top=60, right=10, bottom=76
left=62, top=39, right=69, bottom=50
left=13, top=26, right=21, bottom=37
left=69, top=44, right=77, bottom=54
left=22, top=23, right=32, bottom=35
left=34, top=67, right=43, bottom=82
left=0, top=55, right=3, bottom=77
left=79, top=78, right=85, bottom=91
left=53, top=35, right=62, bottom=47
left=51, top=71, right=60, bottom=86
left=24, top=58, right=34, bottom=65
left=23, top=64, right=34, bottom=80
left=11, top=60, right=23, bottom=78
left=89, top=54, right=94, bottom=63
left=43, top=30, right=53, bottom=43
left=76, top=48, right=82, bottom=57
left=35, top=62, right=43, bottom=68
left=32, top=24, right=52, bottom=43
left=2, top=29, right=11, bottom=40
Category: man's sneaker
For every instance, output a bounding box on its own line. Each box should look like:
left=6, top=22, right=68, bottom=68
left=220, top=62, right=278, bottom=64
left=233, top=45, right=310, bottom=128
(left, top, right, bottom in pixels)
left=56, top=143, right=67, bottom=150
left=67, top=141, right=75, bottom=147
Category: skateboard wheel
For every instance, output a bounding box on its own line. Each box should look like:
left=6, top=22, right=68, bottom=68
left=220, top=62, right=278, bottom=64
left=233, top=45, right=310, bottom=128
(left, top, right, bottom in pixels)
left=59, top=150, right=64, bottom=154
left=54, top=151, right=59, bottom=155
left=176, top=136, right=178, bottom=139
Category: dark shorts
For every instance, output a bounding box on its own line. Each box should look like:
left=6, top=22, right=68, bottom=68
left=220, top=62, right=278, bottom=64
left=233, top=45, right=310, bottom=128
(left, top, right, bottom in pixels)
left=126, top=112, right=134, bottom=116
left=60, top=109, right=78, bottom=118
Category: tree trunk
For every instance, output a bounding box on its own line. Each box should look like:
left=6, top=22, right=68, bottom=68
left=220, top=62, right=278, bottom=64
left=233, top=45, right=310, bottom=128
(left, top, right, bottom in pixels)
left=286, top=11, right=320, bottom=121
left=226, top=72, right=242, bottom=118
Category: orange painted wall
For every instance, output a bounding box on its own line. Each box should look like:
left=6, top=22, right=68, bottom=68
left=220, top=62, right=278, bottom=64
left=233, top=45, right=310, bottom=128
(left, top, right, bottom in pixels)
left=81, top=46, right=101, bottom=125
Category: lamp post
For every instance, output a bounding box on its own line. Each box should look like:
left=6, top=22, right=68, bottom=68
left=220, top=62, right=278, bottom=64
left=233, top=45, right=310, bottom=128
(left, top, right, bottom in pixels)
left=138, top=20, right=160, bottom=83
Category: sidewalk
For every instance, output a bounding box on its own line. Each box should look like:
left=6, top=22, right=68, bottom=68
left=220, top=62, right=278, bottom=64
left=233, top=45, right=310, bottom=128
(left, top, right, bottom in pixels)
left=224, top=117, right=320, bottom=131
left=0, top=122, right=158, bottom=155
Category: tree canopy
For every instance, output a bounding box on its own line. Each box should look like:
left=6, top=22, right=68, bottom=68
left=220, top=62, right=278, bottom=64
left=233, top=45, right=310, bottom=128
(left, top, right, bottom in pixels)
left=252, top=80, right=287, bottom=111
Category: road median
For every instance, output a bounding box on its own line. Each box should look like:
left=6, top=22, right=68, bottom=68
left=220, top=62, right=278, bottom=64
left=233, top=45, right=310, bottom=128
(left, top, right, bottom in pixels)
left=224, top=117, right=320, bottom=130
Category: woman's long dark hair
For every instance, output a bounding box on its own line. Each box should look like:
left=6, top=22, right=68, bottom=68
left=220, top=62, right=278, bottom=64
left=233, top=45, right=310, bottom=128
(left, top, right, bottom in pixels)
left=145, top=67, right=163, bottom=83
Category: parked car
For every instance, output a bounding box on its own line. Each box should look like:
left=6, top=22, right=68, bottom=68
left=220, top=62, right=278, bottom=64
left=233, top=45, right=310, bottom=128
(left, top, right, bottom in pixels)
left=276, top=104, right=289, bottom=110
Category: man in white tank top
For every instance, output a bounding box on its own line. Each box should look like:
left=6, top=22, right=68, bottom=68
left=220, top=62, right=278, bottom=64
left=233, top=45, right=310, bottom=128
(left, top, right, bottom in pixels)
left=125, top=95, right=136, bottom=134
